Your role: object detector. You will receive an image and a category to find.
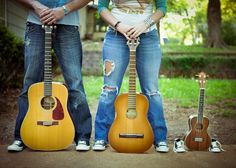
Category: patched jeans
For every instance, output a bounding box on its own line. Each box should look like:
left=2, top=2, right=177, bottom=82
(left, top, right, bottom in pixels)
left=94, top=28, right=168, bottom=145
left=14, top=22, right=92, bottom=144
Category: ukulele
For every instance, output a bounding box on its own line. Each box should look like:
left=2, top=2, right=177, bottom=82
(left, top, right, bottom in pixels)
left=184, top=72, right=211, bottom=151
left=108, top=38, right=154, bottom=153
left=20, top=25, right=75, bottom=151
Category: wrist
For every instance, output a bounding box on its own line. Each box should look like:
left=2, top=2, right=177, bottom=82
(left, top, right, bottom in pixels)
left=144, top=17, right=155, bottom=29
left=62, top=5, right=69, bottom=15
left=114, top=21, right=121, bottom=30
left=31, top=1, right=39, bottom=9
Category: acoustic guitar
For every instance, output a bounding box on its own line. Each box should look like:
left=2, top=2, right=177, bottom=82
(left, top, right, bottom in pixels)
left=20, top=25, right=75, bottom=151
left=184, top=72, right=211, bottom=150
left=108, top=38, right=154, bottom=153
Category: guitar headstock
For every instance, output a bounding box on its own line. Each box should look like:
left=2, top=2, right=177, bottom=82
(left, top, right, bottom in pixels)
left=196, top=72, right=208, bottom=88
left=42, top=25, right=56, bottom=33
left=127, top=37, right=140, bottom=51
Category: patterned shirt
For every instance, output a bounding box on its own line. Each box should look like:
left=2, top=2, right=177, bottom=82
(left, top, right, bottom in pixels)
left=98, top=0, right=166, bottom=31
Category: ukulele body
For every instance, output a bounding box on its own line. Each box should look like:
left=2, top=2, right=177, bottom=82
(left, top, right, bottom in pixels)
left=184, top=115, right=211, bottom=151
left=108, top=93, right=154, bottom=153
left=20, top=82, right=75, bottom=151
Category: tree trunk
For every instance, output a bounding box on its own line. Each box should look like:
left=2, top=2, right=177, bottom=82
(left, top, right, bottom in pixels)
left=207, top=0, right=226, bottom=48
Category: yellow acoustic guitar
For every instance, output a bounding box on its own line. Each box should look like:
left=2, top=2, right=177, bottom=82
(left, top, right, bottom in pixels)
left=20, top=25, right=75, bottom=151
left=108, top=38, right=154, bottom=153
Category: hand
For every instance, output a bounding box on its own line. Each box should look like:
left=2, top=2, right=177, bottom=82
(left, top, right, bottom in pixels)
left=31, top=1, right=49, bottom=18
left=39, top=7, right=65, bottom=25
left=116, top=23, right=133, bottom=40
left=126, top=22, right=147, bottom=39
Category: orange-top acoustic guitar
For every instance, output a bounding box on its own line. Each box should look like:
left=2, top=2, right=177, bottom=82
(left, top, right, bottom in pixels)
left=20, top=25, right=74, bottom=151
left=184, top=72, right=211, bottom=150
left=108, top=38, right=154, bottom=153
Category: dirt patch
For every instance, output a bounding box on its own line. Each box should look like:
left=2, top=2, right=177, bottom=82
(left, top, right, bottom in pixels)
left=0, top=88, right=236, bottom=145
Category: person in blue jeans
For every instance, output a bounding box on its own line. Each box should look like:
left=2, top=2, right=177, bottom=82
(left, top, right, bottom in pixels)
left=93, top=0, right=169, bottom=153
left=8, top=0, right=92, bottom=152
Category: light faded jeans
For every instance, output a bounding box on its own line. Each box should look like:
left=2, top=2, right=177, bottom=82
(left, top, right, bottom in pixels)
left=94, top=28, right=168, bottom=145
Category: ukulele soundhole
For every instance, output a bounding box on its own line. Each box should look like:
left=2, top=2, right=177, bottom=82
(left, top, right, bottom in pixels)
left=41, top=96, right=55, bottom=110
left=195, top=123, right=203, bottom=131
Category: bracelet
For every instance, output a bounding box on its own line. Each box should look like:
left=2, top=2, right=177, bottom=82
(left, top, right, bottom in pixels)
left=114, top=21, right=121, bottom=30
left=144, top=17, right=155, bottom=29
left=62, top=5, right=69, bottom=15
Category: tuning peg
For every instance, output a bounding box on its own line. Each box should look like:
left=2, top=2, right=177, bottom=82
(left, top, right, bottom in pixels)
left=195, top=72, right=208, bottom=78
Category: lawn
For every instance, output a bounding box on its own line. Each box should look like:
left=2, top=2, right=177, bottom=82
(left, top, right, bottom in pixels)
left=82, top=41, right=236, bottom=53
left=55, top=76, right=236, bottom=116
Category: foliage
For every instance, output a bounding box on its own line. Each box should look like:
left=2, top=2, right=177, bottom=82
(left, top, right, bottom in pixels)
left=221, top=21, right=236, bottom=45
left=160, top=55, right=236, bottom=79
left=165, top=0, right=236, bottom=46
left=0, top=26, right=24, bottom=90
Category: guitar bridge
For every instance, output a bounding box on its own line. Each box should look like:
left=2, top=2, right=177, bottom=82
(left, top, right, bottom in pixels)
left=194, top=137, right=203, bottom=142
left=119, top=133, right=144, bottom=138
left=37, top=121, right=59, bottom=126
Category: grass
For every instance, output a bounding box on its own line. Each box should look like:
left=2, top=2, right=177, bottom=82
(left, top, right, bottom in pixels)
left=161, top=44, right=236, bottom=53
left=82, top=41, right=236, bottom=53
left=55, top=76, right=236, bottom=116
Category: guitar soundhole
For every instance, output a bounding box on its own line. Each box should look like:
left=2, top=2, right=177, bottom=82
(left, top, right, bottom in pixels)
left=126, top=109, right=137, bottom=119
left=195, top=123, right=203, bottom=131
left=41, top=96, right=55, bottom=110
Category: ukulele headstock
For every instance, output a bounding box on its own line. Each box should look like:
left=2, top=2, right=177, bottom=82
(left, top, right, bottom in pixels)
left=127, top=37, right=140, bottom=51
left=196, top=72, right=208, bottom=88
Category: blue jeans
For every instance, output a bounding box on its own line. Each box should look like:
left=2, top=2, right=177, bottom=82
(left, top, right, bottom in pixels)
left=14, top=22, right=92, bottom=144
left=94, top=28, right=167, bottom=145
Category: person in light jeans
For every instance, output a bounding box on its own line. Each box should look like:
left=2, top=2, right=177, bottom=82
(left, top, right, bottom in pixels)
left=93, top=0, right=169, bottom=153
left=8, top=0, right=92, bottom=152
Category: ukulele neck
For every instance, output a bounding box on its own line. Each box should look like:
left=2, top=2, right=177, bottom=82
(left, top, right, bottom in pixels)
left=197, top=88, right=205, bottom=124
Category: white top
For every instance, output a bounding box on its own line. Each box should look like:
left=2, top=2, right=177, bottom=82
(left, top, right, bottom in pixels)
left=111, top=0, right=156, bottom=32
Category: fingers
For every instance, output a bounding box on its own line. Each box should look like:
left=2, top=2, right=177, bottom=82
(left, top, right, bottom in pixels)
left=123, top=33, right=132, bottom=41
left=126, top=28, right=141, bottom=39
left=40, top=9, right=56, bottom=25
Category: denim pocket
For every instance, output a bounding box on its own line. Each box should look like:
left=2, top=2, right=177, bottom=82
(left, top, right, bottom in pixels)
left=25, top=22, right=38, bottom=34
left=61, top=25, right=79, bottom=34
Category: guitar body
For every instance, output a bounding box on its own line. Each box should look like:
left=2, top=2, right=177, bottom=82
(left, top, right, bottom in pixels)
left=108, top=93, right=154, bottom=153
left=20, top=82, right=75, bottom=151
left=184, top=115, right=211, bottom=151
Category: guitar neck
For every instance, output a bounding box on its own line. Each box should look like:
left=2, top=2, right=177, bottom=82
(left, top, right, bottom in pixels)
left=44, top=26, right=53, bottom=97
left=197, top=88, right=205, bottom=124
left=128, top=50, right=136, bottom=110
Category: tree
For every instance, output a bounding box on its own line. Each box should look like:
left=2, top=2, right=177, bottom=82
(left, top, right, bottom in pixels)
left=206, top=0, right=226, bottom=48
left=166, top=0, right=203, bottom=45
left=221, top=0, right=236, bottom=45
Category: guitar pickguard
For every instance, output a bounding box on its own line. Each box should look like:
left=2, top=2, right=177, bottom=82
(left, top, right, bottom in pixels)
left=53, top=97, right=64, bottom=120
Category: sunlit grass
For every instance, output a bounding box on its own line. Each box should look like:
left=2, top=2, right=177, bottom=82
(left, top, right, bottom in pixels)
left=161, top=44, right=236, bottom=53
left=55, top=76, right=236, bottom=112
left=82, top=41, right=236, bottom=53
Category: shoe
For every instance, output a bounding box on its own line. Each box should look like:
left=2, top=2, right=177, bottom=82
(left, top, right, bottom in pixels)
left=155, top=141, right=169, bottom=153
left=7, top=140, right=25, bottom=152
left=173, top=138, right=186, bottom=153
left=76, top=140, right=90, bottom=151
left=92, top=140, right=107, bottom=151
left=209, top=139, right=225, bottom=153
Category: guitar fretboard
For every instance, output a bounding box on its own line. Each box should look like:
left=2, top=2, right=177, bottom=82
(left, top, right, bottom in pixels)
left=43, top=26, right=53, bottom=97
left=128, top=50, right=136, bottom=110
left=197, top=88, right=205, bottom=124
